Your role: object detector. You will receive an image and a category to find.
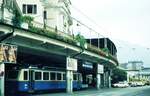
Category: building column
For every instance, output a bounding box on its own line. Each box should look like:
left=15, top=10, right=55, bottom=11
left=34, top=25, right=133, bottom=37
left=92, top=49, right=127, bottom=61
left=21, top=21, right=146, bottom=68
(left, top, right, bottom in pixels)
left=97, top=64, right=103, bottom=89
left=105, top=71, right=109, bottom=88
left=108, top=75, right=111, bottom=88
left=0, top=63, right=4, bottom=96
left=105, top=72, right=108, bottom=88
left=66, top=70, right=73, bottom=93
left=108, top=70, right=112, bottom=88
left=66, top=57, right=77, bottom=94
left=96, top=73, right=101, bottom=89
left=127, top=73, right=129, bottom=82
left=103, top=72, right=106, bottom=87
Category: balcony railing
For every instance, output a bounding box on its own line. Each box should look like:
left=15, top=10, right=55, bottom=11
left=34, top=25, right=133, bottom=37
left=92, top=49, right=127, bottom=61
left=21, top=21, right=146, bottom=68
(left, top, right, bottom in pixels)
left=31, top=21, right=118, bottom=64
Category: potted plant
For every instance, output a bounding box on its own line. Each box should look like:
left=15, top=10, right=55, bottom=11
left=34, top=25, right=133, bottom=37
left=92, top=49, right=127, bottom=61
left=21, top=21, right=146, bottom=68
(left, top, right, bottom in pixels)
left=75, top=34, right=87, bottom=49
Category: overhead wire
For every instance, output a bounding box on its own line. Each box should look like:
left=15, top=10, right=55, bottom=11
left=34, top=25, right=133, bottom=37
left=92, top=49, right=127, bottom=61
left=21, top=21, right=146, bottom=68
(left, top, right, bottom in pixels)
left=71, top=4, right=110, bottom=38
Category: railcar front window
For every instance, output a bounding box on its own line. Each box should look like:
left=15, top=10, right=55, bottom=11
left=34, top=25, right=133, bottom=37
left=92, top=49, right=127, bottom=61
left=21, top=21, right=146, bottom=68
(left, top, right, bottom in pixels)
left=23, top=71, right=28, bottom=80
left=6, top=71, right=19, bottom=80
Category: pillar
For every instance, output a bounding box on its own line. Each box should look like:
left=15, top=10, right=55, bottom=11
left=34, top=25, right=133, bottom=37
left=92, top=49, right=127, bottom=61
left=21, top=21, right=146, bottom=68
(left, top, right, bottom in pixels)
left=103, top=72, right=106, bottom=87
left=108, top=70, right=112, bottom=88
left=101, top=74, right=104, bottom=88
left=105, top=71, right=109, bottom=88
left=108, top=75, right=111, bottom=88
left=97, top=64, right=104, bottom=89
left=66, top=70, right=73, bottom=93
left=0, top=63, right=4, bottom=96
left=105, top=72, right=108, bottom=87
left=66, top=57, right=77, bottom=94
left=96, top=74, right=101, bottom=89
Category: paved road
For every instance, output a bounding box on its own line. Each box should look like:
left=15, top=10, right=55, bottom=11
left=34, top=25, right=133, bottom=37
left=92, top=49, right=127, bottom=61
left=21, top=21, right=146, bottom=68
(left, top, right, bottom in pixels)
left=32, top=86, right=150, bottom=96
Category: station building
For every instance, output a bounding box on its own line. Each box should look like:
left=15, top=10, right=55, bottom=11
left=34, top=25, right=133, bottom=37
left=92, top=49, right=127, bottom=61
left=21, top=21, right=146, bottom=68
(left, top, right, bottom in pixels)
left=0, top=0, right=118, bottom=96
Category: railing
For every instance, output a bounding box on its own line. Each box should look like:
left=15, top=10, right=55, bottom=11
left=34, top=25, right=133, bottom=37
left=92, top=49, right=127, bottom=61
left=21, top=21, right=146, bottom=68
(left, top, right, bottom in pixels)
left=32, top=21, right=118, bottom=64
left=32, top=21, right=74, bottom=41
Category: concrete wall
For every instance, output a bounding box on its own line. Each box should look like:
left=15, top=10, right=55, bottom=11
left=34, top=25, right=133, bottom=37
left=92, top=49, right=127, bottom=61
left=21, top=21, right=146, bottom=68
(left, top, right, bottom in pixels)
left=0, top=0, right=14, bottom=24
left=16, top=0, right=72, bottom=34
left=45, top=0, right=72, bottom=34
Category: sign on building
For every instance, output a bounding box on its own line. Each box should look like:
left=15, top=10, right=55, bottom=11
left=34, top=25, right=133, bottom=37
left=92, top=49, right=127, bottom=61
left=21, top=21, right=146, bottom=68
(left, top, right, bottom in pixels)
left=66, top=57, right=77, bottom=71
left=0, top=44, right=17, bottom=63
left=97, top=64, right=104, bottom=74
left=82, top=62, right=93, bottom=69
left=0, top=64, right=4, bottom=96
left=0, top=64, right=4, bottom=77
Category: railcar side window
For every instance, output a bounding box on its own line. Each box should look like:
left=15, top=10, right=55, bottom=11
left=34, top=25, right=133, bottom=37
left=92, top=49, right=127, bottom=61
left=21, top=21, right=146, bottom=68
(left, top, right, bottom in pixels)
left=50, top=72, right=56, bottom=80
left=57, top=73, right=61, bottom=80
left=35, top=72, right=42, bottom=80
left=63, top=73, right=66, bottom=80
left=24, top=71, right=28, bottom=80
left=43, top=72, right=49, bottom=80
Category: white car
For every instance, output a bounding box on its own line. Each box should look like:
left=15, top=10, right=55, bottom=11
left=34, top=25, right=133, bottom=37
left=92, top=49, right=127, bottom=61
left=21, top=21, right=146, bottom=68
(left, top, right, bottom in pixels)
left=113, top=82, right=129, bottom=88
left=136, top=82, right=145, bottom=86
left=130, top=82, right=137, bottom=87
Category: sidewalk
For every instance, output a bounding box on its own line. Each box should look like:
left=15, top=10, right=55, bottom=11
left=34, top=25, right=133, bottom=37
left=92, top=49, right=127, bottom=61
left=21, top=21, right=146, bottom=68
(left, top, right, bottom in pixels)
left=33, top=88, right=119, bottom=96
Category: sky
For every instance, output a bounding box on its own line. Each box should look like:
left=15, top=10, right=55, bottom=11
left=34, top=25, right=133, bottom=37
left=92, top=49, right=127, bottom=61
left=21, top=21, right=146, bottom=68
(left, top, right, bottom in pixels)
left=71, top=0, right=150, bottom=67
left=71, top=0, right=150, bottom=48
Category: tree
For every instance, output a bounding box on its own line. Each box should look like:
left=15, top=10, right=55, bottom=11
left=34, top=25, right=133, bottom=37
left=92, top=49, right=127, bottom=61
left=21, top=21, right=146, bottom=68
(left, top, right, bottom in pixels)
left=111, top=67, right=127, bottom=84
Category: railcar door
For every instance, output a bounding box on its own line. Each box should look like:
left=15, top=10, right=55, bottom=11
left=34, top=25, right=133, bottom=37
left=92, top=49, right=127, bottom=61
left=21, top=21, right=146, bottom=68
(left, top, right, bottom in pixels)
left=29, top=69, right=34, bottom=92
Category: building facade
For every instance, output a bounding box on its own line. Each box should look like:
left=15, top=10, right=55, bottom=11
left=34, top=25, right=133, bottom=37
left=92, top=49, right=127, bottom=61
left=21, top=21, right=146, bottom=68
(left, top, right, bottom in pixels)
left=0, top=0, right=118, bottom=95
left=119, top=61, right=150, bottom=82
left=16, top=0, right=44, bottom=26
left=0, top=0, right=17, bottom=24
left=15, top=0, right=72, bottom=34
left=120, top=61, right=143, bottom=71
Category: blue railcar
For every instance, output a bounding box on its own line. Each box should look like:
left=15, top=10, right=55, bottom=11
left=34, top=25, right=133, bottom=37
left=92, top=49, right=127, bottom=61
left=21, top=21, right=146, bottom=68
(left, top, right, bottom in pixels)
left=6, top=68, right=82, bottom=94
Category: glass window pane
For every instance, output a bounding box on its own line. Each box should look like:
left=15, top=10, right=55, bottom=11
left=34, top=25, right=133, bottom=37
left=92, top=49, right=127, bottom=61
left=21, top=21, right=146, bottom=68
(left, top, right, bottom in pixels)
left=43, top=72, right=49, bottom=80
left=35, top=72, right=41, bottom=80
left=22, top=4, right=26, bottom=14
left=50, top=72, right=56, bottom=80
left=24, top=71, right=28, bottom=80
left=27, top=5, right=33, bottom=14
left=57, top=73, right=61, bottom=80
left=6, top=71, right=18, bottom=79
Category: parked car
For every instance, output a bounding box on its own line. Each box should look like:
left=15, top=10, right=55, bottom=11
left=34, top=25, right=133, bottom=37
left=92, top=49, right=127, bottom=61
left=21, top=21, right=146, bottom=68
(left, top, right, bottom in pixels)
left=130, top=82, right=145, bottom=87
left=145, top=81, right=150, bottom=85
left=136, top=82, right=145, bottom=86
left=130, top=82, right=137, bottom=87
left=113, top=82, right=129, bottom=88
